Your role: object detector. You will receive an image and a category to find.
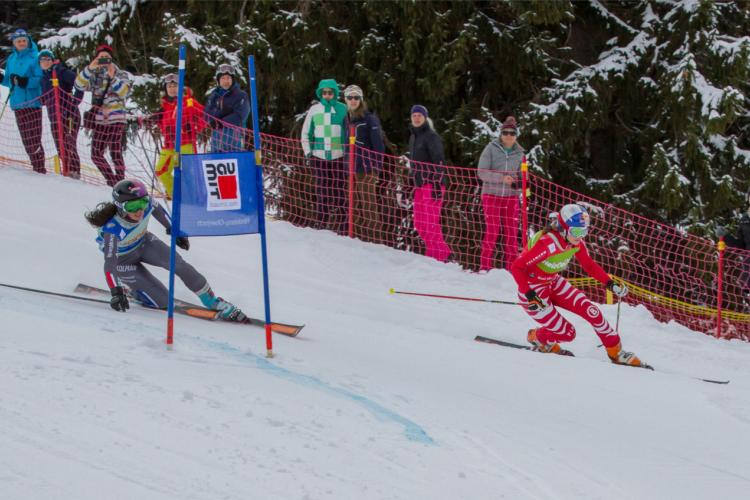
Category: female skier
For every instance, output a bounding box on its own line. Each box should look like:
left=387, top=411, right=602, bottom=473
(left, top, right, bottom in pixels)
left=85, top=178, right=245, bottom=320
left=511, top=203, right=645, bottom=366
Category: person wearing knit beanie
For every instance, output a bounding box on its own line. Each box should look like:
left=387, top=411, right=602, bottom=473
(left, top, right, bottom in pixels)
left=477, top=114, right=525, bottom=271
left=410, top=104, right=428, bottom=118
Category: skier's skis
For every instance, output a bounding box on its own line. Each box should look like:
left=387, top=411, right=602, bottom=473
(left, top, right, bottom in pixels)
left=74, top=283, right=304, bottom=337
left=474, top=335, right=729, bottom=384
left=474, top=335, right=574, bottom=356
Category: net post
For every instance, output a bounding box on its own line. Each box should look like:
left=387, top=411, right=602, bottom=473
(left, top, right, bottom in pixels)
left=716, top=237, right=725, bottom=338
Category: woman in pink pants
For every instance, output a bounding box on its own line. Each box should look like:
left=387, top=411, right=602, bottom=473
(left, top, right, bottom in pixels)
left=477, top=116, right=525, bottom=271
left=407, top=105, right=452, bottom=262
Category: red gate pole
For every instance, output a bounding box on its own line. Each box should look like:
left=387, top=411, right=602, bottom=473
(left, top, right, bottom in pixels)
left=348, top=124, right=356, bottom=238
left=521, top=155, right=529, bottom=249
left=52, top=69, right=67, bottom=176
left=716, top=237, right=725, bottom=338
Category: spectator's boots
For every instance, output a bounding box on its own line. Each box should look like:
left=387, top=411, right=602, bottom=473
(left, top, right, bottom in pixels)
left=198, top=288, right=247, bottom=322
left=606, top=342, right=643, bottom=366
left=527, top=328, right=562, bottom=354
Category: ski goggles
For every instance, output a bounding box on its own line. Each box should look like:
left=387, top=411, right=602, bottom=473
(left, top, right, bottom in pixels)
left=217, top=64, right=233, bottom=75
left=163, top=73, right=178, bottom=84
left=122, top=197, right=149, bottom=213
left=567, top=225, right=589, bottom=239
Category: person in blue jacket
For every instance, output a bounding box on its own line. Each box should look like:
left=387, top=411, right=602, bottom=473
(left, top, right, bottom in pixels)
left=38, top=49, right=82, bottom=178
left=204, top=63, right=250, bottom=152
left=1, top=29, right=45, bottom=173
left=342, top=84, right=385, bottom=242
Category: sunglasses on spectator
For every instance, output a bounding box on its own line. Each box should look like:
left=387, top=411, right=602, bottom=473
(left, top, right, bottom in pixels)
left=39, top=57, right=53, bottom=62
left=345, top=95, right=361, bottom=101
left=321, top=89, right=335, bottom=95
left=123, top=197, right=149, bottom=213
left=501, top=131, right=517, bottom=136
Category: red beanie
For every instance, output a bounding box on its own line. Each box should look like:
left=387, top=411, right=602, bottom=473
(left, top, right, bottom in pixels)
left=95, top=44, right=114, bottom=56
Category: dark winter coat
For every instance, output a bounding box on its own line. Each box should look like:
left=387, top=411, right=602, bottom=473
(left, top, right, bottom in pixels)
left=725, top=213, right=750, bottom=251
left=40, top=62, right=82, bottom=120
left=408, top=122, right=445, bottom=187
left=204, top=83, right=250, bottom=129
left=344, top=110, right=385, bottom=174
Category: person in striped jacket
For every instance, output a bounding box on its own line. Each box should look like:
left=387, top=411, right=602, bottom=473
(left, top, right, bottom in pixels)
left=511, top=203, right=645, bottom=367
left=75, top=44, right=132, bottom=186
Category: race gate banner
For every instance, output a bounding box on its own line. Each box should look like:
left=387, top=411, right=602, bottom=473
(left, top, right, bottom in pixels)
left=178, top=152, right=261, bottom=236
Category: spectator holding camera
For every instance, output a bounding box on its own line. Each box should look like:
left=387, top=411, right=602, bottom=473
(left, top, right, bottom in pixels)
left=477, top=116, right=525, bottom=271
left=155, top=73, right=205, bottom=197
left=75, top=44, right=132, bottom=186
left=1, top=29, right=45, bottom=173
left=204, top=63, right=249, bottom=153
left=407, top=104, right=452, bottom=262
left=38, top=49, right=82, bottom=178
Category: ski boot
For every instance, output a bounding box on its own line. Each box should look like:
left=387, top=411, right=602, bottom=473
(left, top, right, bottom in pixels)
left=606, top=342, right=649, bottom=368
left=527, top=328, right=571, bottom=355
left=199, top=289, right=247, bottom=322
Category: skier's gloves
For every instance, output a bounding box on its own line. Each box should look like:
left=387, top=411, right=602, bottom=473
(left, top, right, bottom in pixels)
left=606, top=280, right=628, bottom=298
left=524, top=290, right=548, bottom=312
left=176, top=236, right=190, bottom=251
left=10, top=74, right=28, bottom=88
left=110, top=286, right=129, bottom=312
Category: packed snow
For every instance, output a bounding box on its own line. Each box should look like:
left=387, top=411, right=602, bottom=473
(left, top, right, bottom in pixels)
left=1, top=167, right=750, bottom=500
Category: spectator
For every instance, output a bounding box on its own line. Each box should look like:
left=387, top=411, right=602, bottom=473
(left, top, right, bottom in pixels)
left=716, top=188, right=750, bottom=296
left=342, top=84, right=385, bottom=242
left=407, top=104, right=452, bottom=262
left=477, top=115, right=525, bottom=271
left=75, top=44, right=132, bottom=186
left=1, top=29, right=45, bottom=173
left=204, top=63, right=249, bottom=153
left=38, top=49, right=82, bottom=178
left=154, top=73, right=205, bottom=198
left=300, top=78, right=347, bottom=232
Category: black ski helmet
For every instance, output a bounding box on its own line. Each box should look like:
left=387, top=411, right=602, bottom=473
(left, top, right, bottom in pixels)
left=112, top=179, right=148, bottom=214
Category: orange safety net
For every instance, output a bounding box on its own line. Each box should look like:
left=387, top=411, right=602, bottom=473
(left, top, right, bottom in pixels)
left=1, top=87, right=748, bottom=341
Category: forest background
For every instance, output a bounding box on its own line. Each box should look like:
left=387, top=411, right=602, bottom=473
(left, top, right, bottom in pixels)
left=2, top=0, right=749, bottom=236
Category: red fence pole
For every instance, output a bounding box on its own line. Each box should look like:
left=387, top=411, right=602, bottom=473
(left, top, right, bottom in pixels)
left=521, top=155, right=528, bottom=249
left=348, top=125, right=355, bottom=238
left=716, top=237, right=725, bottom=338
left=52, top=69, right=67, bottom=176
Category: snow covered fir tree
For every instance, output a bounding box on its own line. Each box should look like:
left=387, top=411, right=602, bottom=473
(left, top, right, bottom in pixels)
left=2, top=0, right=749, bottom=233
left=2, top=1, right=750, bottom=499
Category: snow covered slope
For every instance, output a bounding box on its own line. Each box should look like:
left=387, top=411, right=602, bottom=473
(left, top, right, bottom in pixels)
left=1, top=167, right=749, bottom=500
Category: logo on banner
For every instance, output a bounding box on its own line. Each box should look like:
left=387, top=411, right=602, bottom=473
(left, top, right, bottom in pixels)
left=202, top=158, right=241, bottom=211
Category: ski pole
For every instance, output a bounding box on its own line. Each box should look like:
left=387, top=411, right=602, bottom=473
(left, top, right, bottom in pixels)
left=0, top=282, right=109, bottom=304
left=389, top=288, right=521, bottom=306
left=615, top=296, right=622, bottom=333
left=0, top=84, right=15, bottom=122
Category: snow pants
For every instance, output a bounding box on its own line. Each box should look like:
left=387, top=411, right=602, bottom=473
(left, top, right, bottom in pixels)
left=156, top=143, right=195, bottom=198
left=480, top=194, right=520, bottom=271
left=413, top=183, right=452, bottom=262
left=15, top=107, right=46, bottom=173
left=92, top=122, right=126, bottom=186
left=115, top=232, right=208, bottom=308
left=311, top=156, right=347, bottom=233
left=518, top=275, right=621, bottom=348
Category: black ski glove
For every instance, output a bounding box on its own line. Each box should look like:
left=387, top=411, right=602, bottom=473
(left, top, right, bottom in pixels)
left=176, top=236, right=190, bottom=251
left=10, top=74, right=28, bottom=88
left=110, top=286, right=129, bottom=312
left=524, top=290, right=548, bottom=312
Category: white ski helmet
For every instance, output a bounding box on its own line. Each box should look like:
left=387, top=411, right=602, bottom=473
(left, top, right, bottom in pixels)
left=557, top=204, right=590, bottom=238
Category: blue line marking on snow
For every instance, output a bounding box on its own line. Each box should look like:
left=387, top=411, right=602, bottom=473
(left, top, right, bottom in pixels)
left=201, top=338, right=435, bottom=445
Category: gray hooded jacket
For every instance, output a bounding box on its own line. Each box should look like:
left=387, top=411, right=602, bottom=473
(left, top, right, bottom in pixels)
left=477, top=140, right=524, bottom=197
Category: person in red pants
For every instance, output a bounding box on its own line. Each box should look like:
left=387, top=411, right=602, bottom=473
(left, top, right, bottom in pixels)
left=510, top=203, right=645, bottom=366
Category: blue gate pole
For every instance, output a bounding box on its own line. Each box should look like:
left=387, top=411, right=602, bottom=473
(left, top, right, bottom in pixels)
left=248, top=55, right=273, bottom=357
left=166, top=44, right=187, bottom=348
